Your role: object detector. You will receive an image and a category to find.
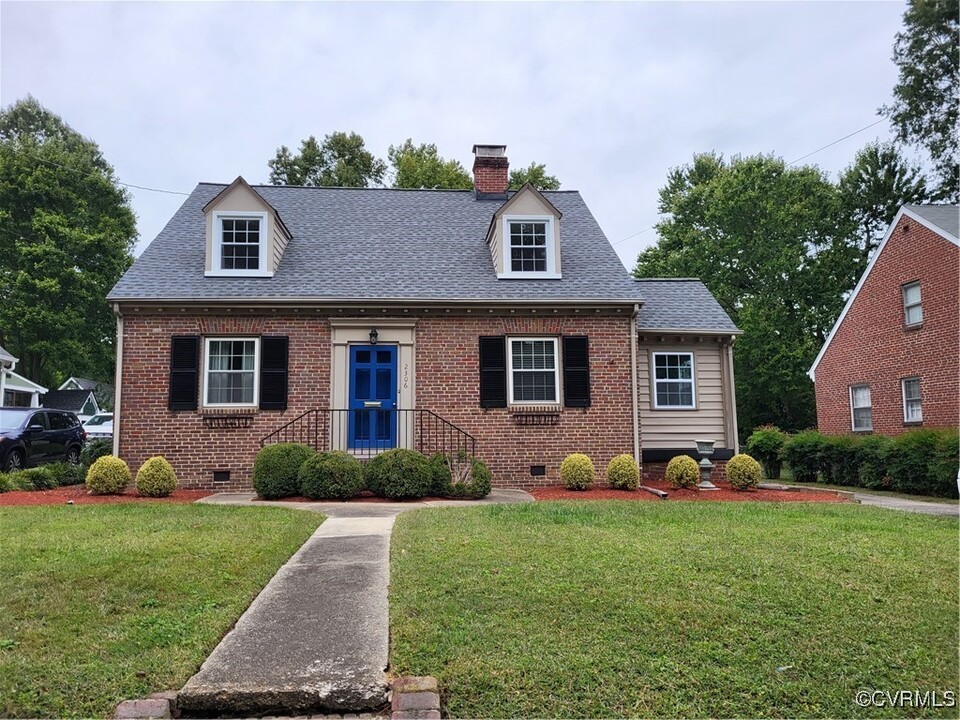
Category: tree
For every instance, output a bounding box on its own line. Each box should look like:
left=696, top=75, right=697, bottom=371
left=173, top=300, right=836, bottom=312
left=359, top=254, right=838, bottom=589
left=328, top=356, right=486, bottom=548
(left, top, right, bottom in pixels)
left=268, top=131, right=386, bottom=187
left=0, top=96, right=136, bottom=388
left=509, top=162, right=561, bottom=190
left=881, top=0, right=959, bottom=201
left=634, top=153, right=860, bottom=434
left=838, top=141, right=929, bottom=264
left=387, top=139, right=472, bottom=189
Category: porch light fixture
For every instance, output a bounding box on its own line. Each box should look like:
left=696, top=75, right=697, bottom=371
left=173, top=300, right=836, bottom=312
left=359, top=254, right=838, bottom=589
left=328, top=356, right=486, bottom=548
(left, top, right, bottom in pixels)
left=369, top=328, right=379, bottom=345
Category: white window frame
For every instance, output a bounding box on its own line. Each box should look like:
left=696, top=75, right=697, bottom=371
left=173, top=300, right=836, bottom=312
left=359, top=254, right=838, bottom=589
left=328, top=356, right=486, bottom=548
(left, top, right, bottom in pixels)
left=849, top=384, right=873, bottom=432
left=902, top=281, right=922, bottom=326
left=507, top=336, right=561, bottom=405
left=499, top=215, right=561, bottom=279
left=651, top=351, right=697, bottom=410
left=207, top=211, right=273, bottom=278
left=202, top=337, right=260, bottom=408
left=901, top=377, right=923, bottom=423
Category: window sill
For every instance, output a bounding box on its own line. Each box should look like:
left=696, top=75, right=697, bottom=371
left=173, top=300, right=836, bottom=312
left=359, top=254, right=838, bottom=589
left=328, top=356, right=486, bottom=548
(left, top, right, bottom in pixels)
left=904, top=322, right=923, bottom=331
left=851, top=429, right=873, bottom=434
left=651, top=406, right=698, bottom=411
left=497, top=272, right=562, bottom=280
left=903, top=420, right=923, bottom=426
left=204, top=270, right=274, bottom=278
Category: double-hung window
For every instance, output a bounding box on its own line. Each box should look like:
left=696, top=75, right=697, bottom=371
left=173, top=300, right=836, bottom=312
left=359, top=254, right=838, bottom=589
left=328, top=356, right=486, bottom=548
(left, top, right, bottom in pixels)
left=652, top=352, right=696, bottom=409
left=508, top=338, right=559, bottom=403
left=902, top=377, right=922, bottom=423
left=902, top=281, right=922, bottom=326
left=204, top=338, right=259, bottom=407
left=850, top=384, right=873, bottom=431
left=210, top=211, right=270, bottom=276
left=500, top=216, right=559, bottom=278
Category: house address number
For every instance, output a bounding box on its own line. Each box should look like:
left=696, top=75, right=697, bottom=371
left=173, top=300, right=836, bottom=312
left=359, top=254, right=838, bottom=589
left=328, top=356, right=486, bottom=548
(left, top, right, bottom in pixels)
left=403, top=363, right=409, bottom=390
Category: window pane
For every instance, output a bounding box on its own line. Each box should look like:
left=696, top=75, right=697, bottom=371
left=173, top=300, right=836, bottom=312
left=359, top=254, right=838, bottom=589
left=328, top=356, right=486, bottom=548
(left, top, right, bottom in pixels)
left=513, top=371, right=556, bottom=402
left=220, top=217, right=261, bottom=271
left=903, top=282, right=921, bottom=305
left=853, top=407, right=873, bottom=431
left=656, top=381, right=694, bottom=407
left=851, top=385, right=871, bottom=408
left=903, top=378, right=921, bottom=401
left=905, top=304, right=923, bottom=324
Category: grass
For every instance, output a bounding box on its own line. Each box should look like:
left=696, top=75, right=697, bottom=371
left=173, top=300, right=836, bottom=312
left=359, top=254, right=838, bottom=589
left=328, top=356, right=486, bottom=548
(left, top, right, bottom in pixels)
left=0, top=504, right=324, bottom=719
left=391, top=502, right=959, bottom=718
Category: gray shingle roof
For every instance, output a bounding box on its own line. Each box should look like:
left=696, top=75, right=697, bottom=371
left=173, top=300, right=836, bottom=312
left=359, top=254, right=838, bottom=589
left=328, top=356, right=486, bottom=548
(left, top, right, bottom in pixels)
left=904, top=204, right=959, bottom=240
left=634, top=279, right=739, bottom=333
left=41, top=389, right=94, bottom=413
left=109, top=184, right=643, bottom=304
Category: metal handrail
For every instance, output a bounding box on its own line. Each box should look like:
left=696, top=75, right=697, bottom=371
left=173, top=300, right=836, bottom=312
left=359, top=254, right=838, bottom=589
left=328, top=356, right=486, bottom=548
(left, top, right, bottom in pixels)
left=259, top=408, right=477, bottom=459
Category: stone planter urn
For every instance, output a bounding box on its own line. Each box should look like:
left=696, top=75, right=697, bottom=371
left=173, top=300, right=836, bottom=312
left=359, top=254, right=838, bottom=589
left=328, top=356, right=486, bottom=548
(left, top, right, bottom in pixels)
left=695, top=439, right=720, bottom=491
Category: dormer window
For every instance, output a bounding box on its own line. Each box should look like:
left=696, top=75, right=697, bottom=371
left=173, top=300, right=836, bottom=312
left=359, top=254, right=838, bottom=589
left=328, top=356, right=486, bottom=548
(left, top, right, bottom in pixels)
left=208, top=211, right=271, bottom=277
left=499, top=215, right=560, bottom=278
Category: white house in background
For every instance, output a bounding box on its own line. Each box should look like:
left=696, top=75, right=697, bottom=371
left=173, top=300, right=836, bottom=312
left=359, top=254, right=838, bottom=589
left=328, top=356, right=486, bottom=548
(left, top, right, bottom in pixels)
left=0, top=344, right=48, bottom=407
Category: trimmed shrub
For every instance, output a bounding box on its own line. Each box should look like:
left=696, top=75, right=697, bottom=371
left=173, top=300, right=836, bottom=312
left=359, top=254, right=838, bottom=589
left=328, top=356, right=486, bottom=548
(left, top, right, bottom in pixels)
left=781, top=430, right=829, bottom=483
left=745, top=425, right=789, bottom=479
left=607, top=454, right=640, bottom=490
left=136, top=456, right=178, bottom=497
left=447, top=458, right=493, bottom=500
left=80, top=438, right=113, bottom=468
left=85, top=456, right=132, bottom=495
left=365, top=449, right=431, bottom=500
left=17, top=465, right=58, bottom=491
left=427, top=452, right=453, bottom=496
left=857, top=435, right=895, bottom=489
left=298, top=451, right=364, bottom=500
left=560, top=453, right=595, bottom=490
left=46, top=462, right=87, bottom=487
left=822, top=435, right=862, bottom=487
left=889, top=428, right=959, bottom=498
left=727, top=453, right=762, bottom=490
left=665, top=454, right=700, bottom=489
left=253, top=443, right=314, bottom=499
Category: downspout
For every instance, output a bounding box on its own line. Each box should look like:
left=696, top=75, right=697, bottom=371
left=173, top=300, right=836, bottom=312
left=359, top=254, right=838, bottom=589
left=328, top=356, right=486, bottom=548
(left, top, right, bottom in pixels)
left=112, top=306, right=123, bottom=458
left=726, top=336, right=740, bottom=453
left=630, top=304, right=640, bottom=466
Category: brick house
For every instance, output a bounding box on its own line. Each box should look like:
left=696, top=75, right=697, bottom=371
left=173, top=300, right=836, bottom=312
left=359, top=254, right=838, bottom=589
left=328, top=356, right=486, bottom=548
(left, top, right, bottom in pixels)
left=809, top=204, right=959, bottom=435
left=108, top=144, right=739, bottom=490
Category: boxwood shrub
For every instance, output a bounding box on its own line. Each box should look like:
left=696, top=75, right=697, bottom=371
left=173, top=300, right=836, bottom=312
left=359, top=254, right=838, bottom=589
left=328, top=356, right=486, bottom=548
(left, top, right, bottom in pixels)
left=560, top=453, right=595, bottom=490
left=365, top=449, right=431, bottom=500
left=427, top=452, right=453, bottom=496
left=726, top=453, right=762, bottom=490
left=447, top=458, right=493, bottom=500
left=253, top=443, right=314, bottom=499
left=665, top=454, right=700, bottom=489
left=607, top=454, right=640, bottom=490
left=85, top=456, right=132, bottom=495
left=298, top=451, right=364, bottom=500
left=136, top=456, right=178, bottom=497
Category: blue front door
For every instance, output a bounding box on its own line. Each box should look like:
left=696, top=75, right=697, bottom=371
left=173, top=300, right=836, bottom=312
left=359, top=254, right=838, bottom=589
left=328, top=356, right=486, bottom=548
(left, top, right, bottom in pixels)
left=348, top=345, right=398, bottom=450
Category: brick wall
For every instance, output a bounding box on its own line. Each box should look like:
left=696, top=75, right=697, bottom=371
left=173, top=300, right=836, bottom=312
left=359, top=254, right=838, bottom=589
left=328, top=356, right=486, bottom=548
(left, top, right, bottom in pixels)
left=415, top=315, right=636, bottom=489
left=814, top=215, right=959, bottom=435
left=119, top=315, right=331, bottom=491
left=118, top=312, right=637, bottom=491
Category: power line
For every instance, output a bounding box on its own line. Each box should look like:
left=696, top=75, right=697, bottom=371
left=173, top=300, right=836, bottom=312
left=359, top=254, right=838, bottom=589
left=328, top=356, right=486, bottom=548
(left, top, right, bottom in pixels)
left=613, top=117, right=889, bottom=246
left=787, top=118, right=886, bottom=165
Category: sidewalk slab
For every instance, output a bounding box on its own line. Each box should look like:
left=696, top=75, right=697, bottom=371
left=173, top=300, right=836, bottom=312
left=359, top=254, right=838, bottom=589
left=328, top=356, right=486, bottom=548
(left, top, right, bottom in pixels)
left=853, top=493, right=959, bottom=516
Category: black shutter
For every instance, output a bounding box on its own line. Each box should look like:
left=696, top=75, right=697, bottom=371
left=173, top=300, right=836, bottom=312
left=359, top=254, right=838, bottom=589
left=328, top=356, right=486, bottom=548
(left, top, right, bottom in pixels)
left=169, top=336, right=200, bottom=411
left=259, top=336, right=289, bottom=411
left=478, top=336, right=507, bottom=408
left=563, top=336, right=591, bottom=408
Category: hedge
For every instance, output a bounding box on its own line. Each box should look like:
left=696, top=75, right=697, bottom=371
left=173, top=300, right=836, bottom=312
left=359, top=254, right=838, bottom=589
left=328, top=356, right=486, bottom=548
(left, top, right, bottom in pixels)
left=253, top=443, right=315, bottom=499
left=779, top=427, right=958, bottom=498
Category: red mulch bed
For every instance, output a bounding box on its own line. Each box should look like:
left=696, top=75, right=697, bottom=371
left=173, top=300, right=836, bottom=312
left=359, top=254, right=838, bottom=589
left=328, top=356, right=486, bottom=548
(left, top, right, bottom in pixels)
left=531, top=479, right=847, bottom=503
left=0, top=485, right=213, bottom=506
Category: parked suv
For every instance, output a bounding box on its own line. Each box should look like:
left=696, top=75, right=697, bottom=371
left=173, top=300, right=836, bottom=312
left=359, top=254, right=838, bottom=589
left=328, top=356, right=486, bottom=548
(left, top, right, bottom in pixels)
left=0, top=407, right=86, bottom=472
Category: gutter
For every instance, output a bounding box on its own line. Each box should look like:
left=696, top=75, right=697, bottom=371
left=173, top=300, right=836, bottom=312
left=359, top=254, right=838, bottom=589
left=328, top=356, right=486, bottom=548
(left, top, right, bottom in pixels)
left=106, top=296, right=643, bottom=309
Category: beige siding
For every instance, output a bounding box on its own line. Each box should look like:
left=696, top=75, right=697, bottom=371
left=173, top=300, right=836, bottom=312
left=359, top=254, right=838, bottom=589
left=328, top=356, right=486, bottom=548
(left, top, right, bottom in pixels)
left=487, top=186, right=561, bottom=273
left=638, top=339, right=731, bottom=449
left=272, top=220, right=289, bottom=272
left=205, top=182, right=287, bottom=273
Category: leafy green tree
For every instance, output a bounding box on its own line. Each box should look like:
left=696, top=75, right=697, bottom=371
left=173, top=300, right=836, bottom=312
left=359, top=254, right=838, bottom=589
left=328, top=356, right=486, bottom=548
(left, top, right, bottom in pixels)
left=634, top=153, right=859, bottom=434
left=268, top=131, right=386, bottom=187
left=0, top=96, right=136, bottom=388
left=387, top=139, right=472, bottom=189
left=880, top=0, right=959, bottom=201
left=838, top=141, right=929, bottom=264
left=509, top=162, right=561, bottom=190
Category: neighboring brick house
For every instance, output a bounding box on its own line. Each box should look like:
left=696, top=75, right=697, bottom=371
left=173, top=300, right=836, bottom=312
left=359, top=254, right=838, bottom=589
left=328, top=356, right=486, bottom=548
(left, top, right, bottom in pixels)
left=108, top=144, right=740, bottom=490
left=809, top=204, right=959, bottom=436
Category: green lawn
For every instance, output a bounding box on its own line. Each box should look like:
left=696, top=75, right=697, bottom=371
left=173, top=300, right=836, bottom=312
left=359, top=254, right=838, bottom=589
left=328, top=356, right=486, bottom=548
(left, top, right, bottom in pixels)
left=0, top=504, right=324, bottom=719
left=391, top=502, right=959, bottom=718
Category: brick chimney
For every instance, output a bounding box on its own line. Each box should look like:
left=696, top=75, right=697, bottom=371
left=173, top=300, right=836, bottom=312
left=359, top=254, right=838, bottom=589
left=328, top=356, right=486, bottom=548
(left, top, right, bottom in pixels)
left=472, top=144, right=509, bottom=198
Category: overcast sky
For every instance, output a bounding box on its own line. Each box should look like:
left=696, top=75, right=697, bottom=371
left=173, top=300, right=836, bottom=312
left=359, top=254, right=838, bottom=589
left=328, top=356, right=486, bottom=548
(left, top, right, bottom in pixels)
left=1, top=1, right=906, bottom=269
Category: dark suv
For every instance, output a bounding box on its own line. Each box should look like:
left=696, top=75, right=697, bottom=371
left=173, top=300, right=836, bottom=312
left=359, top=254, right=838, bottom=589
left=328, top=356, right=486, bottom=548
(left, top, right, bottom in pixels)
left=0, top=407, right=86, bottom=472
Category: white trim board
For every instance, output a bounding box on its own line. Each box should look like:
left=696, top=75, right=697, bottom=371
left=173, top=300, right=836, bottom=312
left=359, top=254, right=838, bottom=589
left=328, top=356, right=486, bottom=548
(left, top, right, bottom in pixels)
left=808, top=206, right=960, bottom=381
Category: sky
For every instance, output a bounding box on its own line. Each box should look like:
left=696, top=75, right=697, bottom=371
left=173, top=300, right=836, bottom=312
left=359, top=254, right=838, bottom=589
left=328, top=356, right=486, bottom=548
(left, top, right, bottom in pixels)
left=1, top=1, right=907, bottom=269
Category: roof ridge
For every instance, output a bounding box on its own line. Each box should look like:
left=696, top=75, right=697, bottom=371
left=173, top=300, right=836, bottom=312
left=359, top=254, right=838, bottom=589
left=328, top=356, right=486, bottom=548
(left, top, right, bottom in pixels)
left=195, top=182, right=580, bottom=194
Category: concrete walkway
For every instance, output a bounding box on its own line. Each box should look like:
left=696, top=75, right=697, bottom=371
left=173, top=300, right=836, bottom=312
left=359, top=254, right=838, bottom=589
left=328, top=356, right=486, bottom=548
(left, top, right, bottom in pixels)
left=179, top=490, right=532, bottom=717
left=852, top=492, right=959, bottom=516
